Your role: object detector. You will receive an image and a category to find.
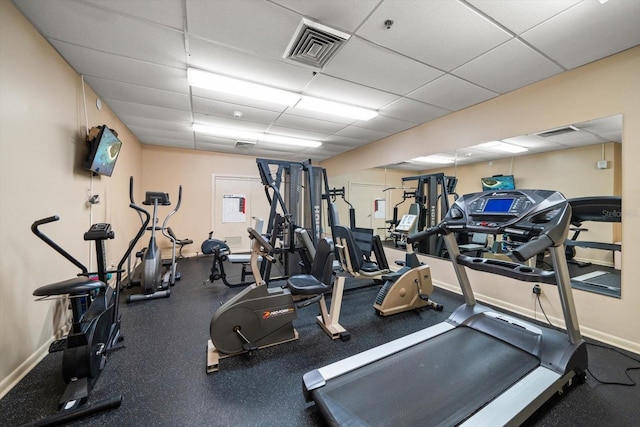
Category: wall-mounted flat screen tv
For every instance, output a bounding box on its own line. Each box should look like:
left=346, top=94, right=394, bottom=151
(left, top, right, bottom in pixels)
left=481, top=175, right=515, bottom=191
left=84, top=125, right=122, bottom=177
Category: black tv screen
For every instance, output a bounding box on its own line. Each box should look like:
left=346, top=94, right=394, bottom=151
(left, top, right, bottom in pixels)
left=481, top=175, right=515, bottom=191
left=85, top=126, right=122, bottom=177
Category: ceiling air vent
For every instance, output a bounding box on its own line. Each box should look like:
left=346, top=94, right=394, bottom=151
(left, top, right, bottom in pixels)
left=235, top=140, right=256, bottom=149
left=536, top=125, right=579, bottom=138
left=283, top=18, right=350, bottom=69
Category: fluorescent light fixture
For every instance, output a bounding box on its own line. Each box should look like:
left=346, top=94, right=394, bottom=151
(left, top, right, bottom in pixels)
left=477, top=141, right=528, bottom=153
left=187, top=68, right=300, bottom=106
left=261, top=133, right=321, bottom=148
left=297, top=96, right=378, bottom=121
left=410, top=155, right=455, bottom=164
left=192, top=123, right=321, bottom=148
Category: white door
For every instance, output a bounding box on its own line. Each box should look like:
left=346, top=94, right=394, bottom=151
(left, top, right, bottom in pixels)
left=348, top=182, right=388, bottom=236
left=212, top=175, right=271, bottom=252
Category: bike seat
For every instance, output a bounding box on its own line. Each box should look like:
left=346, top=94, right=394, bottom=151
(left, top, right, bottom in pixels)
left=33, top=276, right=106, bottom=297
left=287, top=275, right=332, bottom=296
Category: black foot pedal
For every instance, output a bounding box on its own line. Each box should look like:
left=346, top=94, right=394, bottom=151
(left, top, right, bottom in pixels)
left=242, top=342, right=258, bottom=354
left=49, top=338, right=66, bottom=353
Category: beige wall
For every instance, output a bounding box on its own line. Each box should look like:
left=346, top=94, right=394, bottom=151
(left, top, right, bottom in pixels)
left=140, top=145, right=266, bottom=251
left=0, top=0, right=143, bottom=396
left=322, top=46, right=640, bottom=353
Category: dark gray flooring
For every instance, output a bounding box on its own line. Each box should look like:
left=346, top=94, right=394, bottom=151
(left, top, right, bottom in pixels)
left=2, top=256, right=638, bottom=426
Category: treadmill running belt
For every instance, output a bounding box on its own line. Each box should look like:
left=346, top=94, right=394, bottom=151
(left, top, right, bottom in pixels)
left=310, top=327, right=539, bottom=427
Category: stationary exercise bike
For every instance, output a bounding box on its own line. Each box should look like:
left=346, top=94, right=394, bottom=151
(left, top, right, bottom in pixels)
left=207, top=228, right=348, bottom=372
left=29, top=200, right=148, bottom=425
left=201, top=219, right=265, bottom=288
left=127, top=179, right=183, bottom=302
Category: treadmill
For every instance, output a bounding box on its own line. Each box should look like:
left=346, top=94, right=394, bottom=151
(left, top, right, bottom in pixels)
left=302, top=189, right=587, bottom=426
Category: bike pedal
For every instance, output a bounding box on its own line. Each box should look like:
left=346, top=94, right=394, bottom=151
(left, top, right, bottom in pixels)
left=243, top=343, right=258, bottom=353
left=49, top=338, right=66, bottom=353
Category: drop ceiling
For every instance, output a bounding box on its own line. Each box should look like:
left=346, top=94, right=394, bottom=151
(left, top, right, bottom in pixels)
left=12, top=0, right=640, bottom=165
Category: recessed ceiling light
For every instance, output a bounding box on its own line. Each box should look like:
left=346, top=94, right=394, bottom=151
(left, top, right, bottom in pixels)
left=187, top=68, right=300, bottom=106
left=297, top=96, right=378, bottom=121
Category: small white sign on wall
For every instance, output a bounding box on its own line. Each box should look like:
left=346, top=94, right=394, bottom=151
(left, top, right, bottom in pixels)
left=222, top=194, right=246, bottom=223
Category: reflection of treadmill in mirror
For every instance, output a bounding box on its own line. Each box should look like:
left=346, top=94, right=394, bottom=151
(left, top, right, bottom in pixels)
left=303, top=189, right=587, bottom=426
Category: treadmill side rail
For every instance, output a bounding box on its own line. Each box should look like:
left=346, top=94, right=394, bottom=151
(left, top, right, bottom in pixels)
left=303, top=322, right=455, bottom=396
left=459, top=367, right=569, bottom=427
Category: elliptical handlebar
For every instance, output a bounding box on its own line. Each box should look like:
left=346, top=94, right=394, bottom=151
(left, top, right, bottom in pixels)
left=31, top=215, right=89, bottom=276
left=119, top=200, right=150, bottom=272
left=161, top=185, right=183, bottom=243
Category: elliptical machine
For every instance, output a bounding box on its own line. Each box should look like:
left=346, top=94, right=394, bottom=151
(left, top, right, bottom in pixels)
left=29, top=190, right=149, bottom=425
left=127, top=179, right=183, bottom=302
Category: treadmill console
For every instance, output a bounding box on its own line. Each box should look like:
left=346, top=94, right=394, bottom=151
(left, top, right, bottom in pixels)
left=444, top=189, right=567, bottom=234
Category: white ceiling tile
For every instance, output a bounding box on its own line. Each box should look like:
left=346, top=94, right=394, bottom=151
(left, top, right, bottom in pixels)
left=104, top=99, right=193, bottom=123
left=323, top=135, right=370, bottom=148
left=50, top=40, right=188, bottom=94
left=192, top=113, right=269, bottom=133
left=352, top=115, right=418, bottom=135
left=467, top=0, right=582, bottom=35
left=16, top=0, right=185, bottom=68
left=272, top=114, right=347, bottom=135
left=191, top=96, right=282, bottom=124
left=357, top=0, right=512, bottom=71
left=323, top=37, right=443, bottom=95
left=521, top=0, right=640, bottom=69
left=84, top=76, right=191, bottom=111
left=188, top=38, right=314, bottom=92
left=381, top=97, right=450, bottom=123
left=270, top=0, right=379, bottom=33
left=304, top=74, right=400, bottom=110
left=191, top=87, right=288, bottom=114
left=575, top=115, right=623, bottom=143
left=118, top=114, right=193, bottom=133
left=186, top=0, right=301, bottom=60
left=266, top=125, right=331, bottom=141
left=283, top=106, right=357, bottom=125
left=453, top=39, right=564, bottom=94
left=408, top=74, right=498, bottom=111
left=129, top=125, right=194, bottom=145
left=85, top=0, right=184, bottom=29
left=332, top=125, right=391, bottom=142
left=502, top=134, right=560, bottom=151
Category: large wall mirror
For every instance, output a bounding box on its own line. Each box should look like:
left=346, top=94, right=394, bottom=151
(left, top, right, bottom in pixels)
left=328, top=114, right=622, bottom=298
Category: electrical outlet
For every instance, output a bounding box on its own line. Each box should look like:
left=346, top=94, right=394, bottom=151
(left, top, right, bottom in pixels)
left=532, top=284, right=542, bottom=295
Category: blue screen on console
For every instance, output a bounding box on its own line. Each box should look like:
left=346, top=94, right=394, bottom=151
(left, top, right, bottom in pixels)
left=483, top=198, right=514, bottom=213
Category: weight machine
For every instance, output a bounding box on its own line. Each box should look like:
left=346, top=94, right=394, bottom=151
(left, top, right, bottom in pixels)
left=401, top=173, right=458, bottom=256
left=256, top=158, right=327, bottom=281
